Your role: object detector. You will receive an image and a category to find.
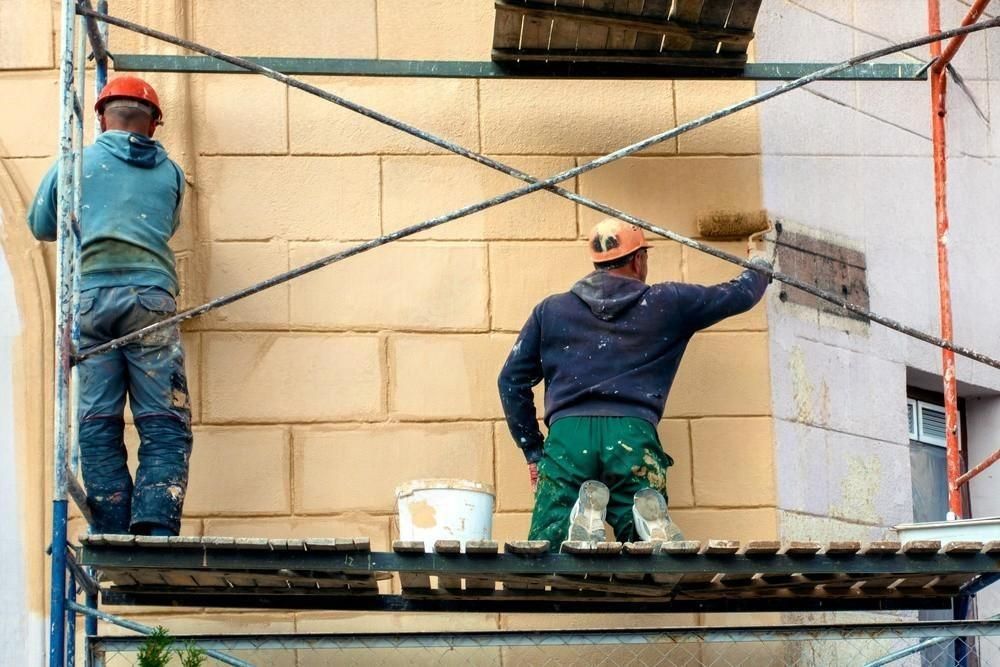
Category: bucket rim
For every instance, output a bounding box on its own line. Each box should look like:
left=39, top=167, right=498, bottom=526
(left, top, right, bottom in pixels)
left=395, top=478, right=496, bottom=498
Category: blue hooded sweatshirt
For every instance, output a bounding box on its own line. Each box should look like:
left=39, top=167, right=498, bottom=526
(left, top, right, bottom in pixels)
left=28, top=130, right=185, bottom=295
left=498, top=262, right=770, bottom=463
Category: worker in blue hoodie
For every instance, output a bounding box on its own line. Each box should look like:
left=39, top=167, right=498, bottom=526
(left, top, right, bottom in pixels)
left=498, top=219, right=771, bottom=549
left=28, top=76, right=190, bottom=537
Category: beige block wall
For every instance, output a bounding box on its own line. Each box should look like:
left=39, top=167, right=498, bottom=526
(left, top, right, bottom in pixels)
left=1, top=0, right=776, bottom=637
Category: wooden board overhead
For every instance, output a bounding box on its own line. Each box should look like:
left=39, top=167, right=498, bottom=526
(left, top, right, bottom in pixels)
left=491, top=0, right=762, bottom=71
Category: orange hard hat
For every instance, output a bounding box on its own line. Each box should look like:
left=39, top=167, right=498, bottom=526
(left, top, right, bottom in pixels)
left=588, top=218, right=651, bottom=263
left=95, top=76, right=162, bottom=119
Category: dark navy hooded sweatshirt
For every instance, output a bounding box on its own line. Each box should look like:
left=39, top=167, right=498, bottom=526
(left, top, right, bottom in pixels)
left=498, top=262, right=770, bottom=463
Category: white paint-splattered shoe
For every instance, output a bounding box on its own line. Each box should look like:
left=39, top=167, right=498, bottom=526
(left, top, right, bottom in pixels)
left=632, top=488, right=684, bottom=541
left=566, top=480, right=610, bottom=542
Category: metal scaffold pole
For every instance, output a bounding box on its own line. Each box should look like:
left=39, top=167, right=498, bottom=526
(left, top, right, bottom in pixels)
left=51, top=0, right=80, bottom=663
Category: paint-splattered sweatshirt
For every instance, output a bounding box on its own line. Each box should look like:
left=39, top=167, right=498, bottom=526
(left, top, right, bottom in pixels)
left=28, top=130, right=185, bottom=295
left=498, top=261, right=770, bottom=463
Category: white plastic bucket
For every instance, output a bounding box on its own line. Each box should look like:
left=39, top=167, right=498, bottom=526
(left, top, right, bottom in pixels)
left=395, top=479, right=495, bottom=552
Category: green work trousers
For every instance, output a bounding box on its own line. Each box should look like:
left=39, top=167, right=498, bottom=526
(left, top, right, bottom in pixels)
left=528, top=416, right=674, bottom=547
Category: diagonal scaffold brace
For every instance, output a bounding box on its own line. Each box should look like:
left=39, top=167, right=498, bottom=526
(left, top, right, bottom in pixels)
left=75, top=3, right=1000, bottom=373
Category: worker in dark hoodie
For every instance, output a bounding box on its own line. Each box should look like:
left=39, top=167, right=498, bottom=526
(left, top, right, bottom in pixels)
left=28, top=76, right=190, bottom=537
left=498, top=218, right=771, bottom=548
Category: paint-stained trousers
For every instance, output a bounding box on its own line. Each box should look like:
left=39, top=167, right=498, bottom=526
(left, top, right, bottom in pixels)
left=76, top=285, right=192, bottom=535
left=528, top=416, right=674, bottom=548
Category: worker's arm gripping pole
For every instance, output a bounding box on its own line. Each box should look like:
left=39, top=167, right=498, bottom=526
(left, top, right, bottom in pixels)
left=72, top=6, right=1000, bottom=375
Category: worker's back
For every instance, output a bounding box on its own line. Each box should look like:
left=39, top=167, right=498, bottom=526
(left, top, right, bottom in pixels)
left=28, top=129, right=185, bottom=295
left=538, top=271, right=765, bottom=423
left=499, top=267, right=767, bottom=434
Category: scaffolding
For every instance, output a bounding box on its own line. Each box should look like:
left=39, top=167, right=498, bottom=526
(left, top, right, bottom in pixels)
left=43, top=1, right=1000, bottom=665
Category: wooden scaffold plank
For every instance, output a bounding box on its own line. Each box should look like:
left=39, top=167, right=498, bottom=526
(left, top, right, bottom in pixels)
left=689, top=0, right=734, bottom=53
left=634, top=0, right=670, bottom=51
left=576, top=0, right=616, bottom=49
left=720, top=0, right=761, bottom=57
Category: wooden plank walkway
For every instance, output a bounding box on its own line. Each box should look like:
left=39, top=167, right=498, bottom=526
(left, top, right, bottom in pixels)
left=491, top=0, right=763, bottom=70
left=79, top=535, right=1000, bottom=613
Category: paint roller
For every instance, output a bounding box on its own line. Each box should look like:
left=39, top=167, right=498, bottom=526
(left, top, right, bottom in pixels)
left=695, top=209, right=775, bottom=258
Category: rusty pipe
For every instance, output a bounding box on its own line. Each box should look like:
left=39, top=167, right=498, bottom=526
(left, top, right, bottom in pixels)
left=953, top=446, right=1000, bottom=489
left=934, top=0, right=994, bottom=72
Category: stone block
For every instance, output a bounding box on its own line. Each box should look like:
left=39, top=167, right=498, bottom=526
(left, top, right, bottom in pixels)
left=675, top=81, right=760, bottom=155
left=684, top=241, right=767, bottom=331
left=390, top=334, right=516, bottom=419
left=289, top=78, right=479, bottom=154
left=778, top=510, right=891, bottom=543
left=577, top=156, right=763, bottom=239
left=377, top=0, right=494, bottom=60
left=197, top=156, right=381, bottom=241
left=185, top=427, right=291, bottom=515
left=853, top=81, right=931, bottom=157
left=494, top=422, right=540, bottom=512
left=670, top=507, right=778, bottom=541
left=380, top=155, right=578, bottom=240
left=193, top=0, right=377, bottom=58
left=771, top=336, right=906, bottom=443
left=203, top=515, right=392, bottom=551
left=289, top=242, right=488, bottom=330
left=492, top=512, right=532, bottom=544
left=691, top=417, right=775, bottom=507
left=760, top=80, right=904, bottom=157
left=664, top=333, right=771, bottom=417
left=292, top=423, right=494, bottom=513
left=192, top=76, right=288, bottom=155
left=0, top=74, right=59, bottom=158
left=774, top=419, right=911, bottom=527
left=103, top=1, right=187, bottom=55
left=755, top=0, right=854, bottom=62
left=480, top=80, right=676, bottom=155
left=202, top=333, right=383, bottom=422
left=489, top=242, right=682, bottom=331
left=659, top=420, right=693, bottom=509
left=0, top=0, right=52, bottom=69
left=199, top=241, right=289, bottom=329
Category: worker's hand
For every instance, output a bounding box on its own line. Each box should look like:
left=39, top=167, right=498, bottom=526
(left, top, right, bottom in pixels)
left=528, top=463, right=539, bottom=492
left=748, top=251, right=773, bottom=283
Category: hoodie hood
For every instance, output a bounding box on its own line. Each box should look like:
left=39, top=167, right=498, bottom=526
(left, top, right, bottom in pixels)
left=96, top=130, right=168, bottom=169
left=570, top=270, right=650, bottom=321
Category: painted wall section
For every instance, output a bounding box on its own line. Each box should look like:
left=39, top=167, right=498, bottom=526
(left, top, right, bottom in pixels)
left=2, top=0, right=773, bottom=638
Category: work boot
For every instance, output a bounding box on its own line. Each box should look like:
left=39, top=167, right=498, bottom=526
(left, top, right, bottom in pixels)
left=632, top=488, right=684, bottom=542
left=566, top=480, right=610, bottom=542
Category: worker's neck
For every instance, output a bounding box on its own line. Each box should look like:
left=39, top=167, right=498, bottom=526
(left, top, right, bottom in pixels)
left=104, top=122, right=152, bottom=138
left=603, top=267, right=644, bottom=283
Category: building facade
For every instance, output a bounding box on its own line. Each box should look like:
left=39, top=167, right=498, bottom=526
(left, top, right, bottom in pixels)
left=0, top=1, right=998, bottom=663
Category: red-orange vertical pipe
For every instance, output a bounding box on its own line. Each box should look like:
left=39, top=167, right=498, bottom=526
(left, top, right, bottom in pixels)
left=928, top=0, right=960, bottom=518
left=926, top=0, right=992, bottom=517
